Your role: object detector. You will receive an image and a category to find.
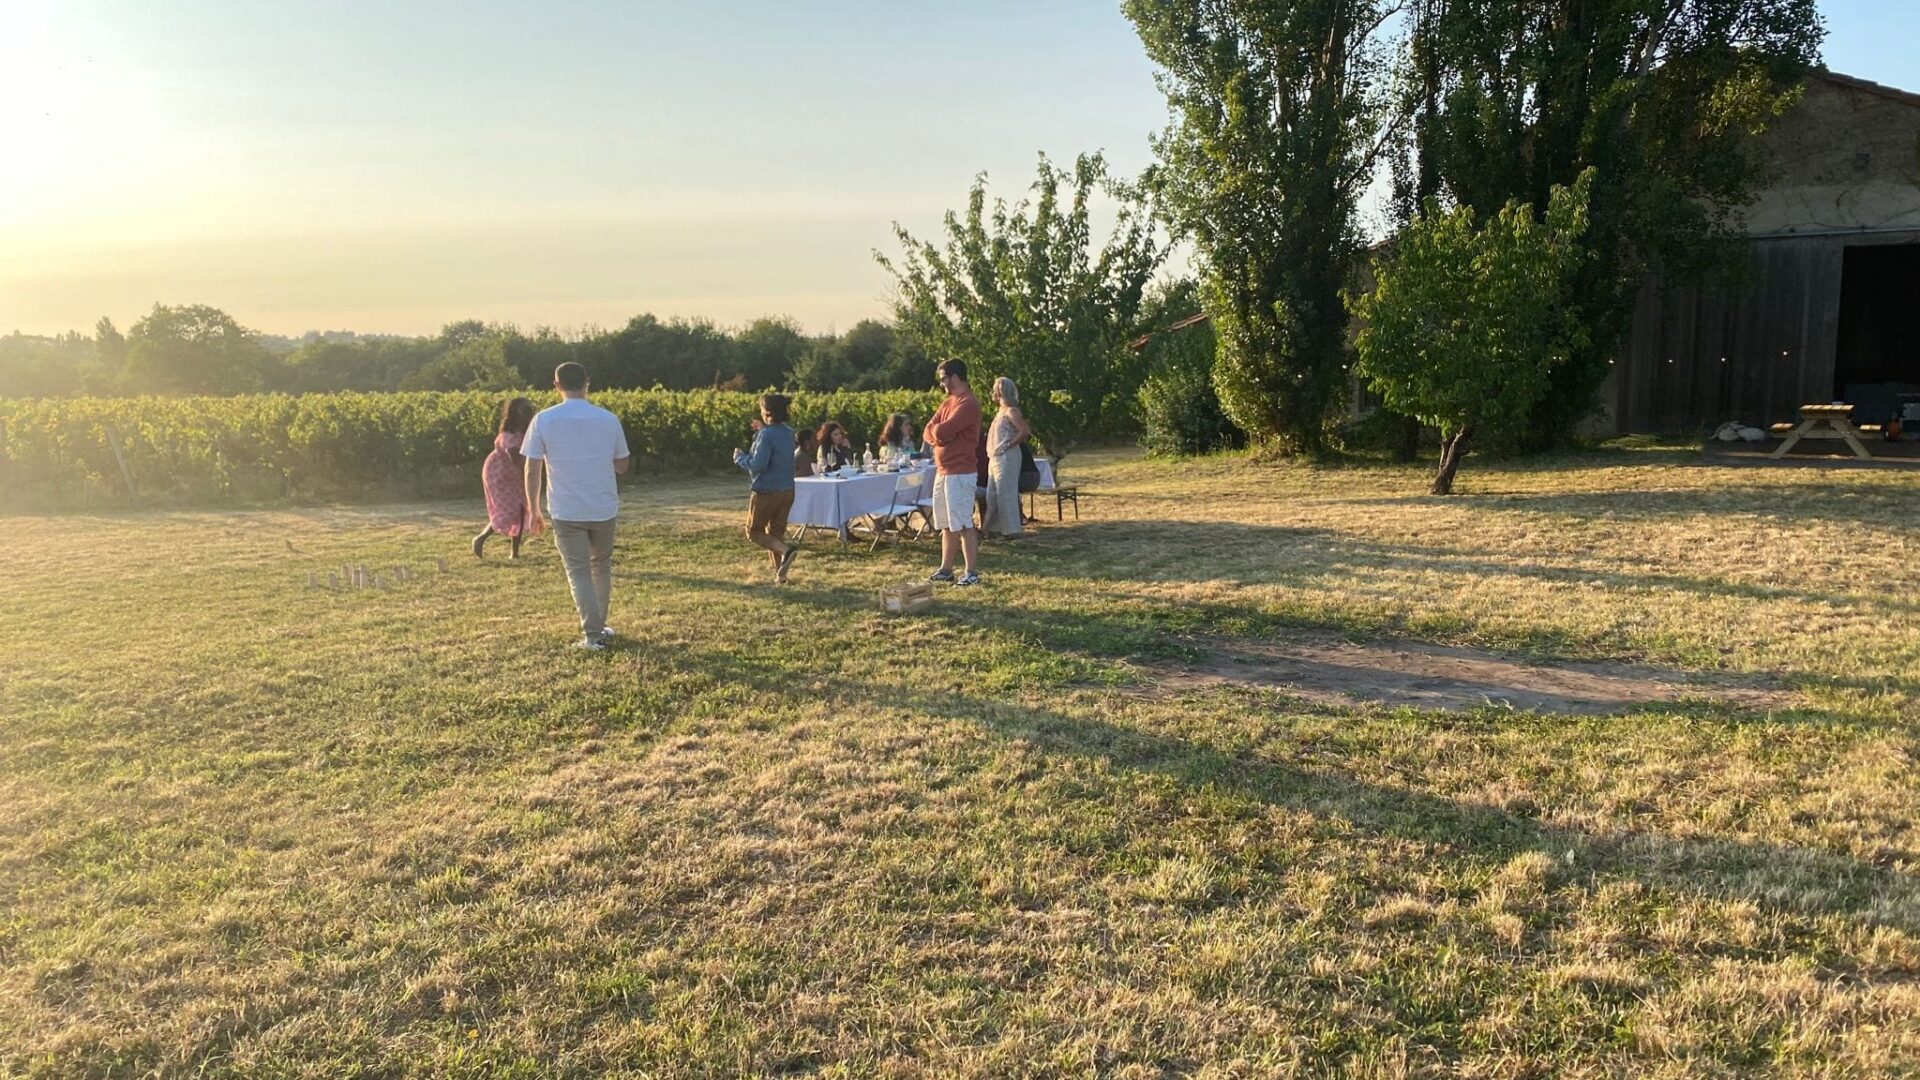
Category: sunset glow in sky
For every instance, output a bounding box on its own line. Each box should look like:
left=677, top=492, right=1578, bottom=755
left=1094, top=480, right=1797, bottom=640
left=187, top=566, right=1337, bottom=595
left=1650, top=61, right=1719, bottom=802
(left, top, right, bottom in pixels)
left=2, top=0, right=1914, bottom=338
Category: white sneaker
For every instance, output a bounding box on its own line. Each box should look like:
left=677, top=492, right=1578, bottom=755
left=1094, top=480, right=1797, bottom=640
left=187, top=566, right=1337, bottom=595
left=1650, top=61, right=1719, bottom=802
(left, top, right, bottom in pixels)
left=574, top=636, right=609, bottom=651
left=595, top=625, right=616, bottom=641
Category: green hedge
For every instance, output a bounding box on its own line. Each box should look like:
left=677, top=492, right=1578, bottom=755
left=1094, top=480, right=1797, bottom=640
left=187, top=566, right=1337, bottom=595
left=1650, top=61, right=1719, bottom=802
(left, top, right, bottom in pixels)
left=0, top=389, right=943, bottom=509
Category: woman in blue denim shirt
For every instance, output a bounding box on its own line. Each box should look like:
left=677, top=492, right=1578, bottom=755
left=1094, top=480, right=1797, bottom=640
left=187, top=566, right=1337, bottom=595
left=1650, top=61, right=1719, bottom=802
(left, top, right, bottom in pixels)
left=733, top=394, right=801, bottom=584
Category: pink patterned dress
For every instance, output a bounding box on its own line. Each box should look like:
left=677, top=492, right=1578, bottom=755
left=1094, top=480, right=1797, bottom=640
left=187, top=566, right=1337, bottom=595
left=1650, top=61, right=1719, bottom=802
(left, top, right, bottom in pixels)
left=482, top=431, right=531, bottom=536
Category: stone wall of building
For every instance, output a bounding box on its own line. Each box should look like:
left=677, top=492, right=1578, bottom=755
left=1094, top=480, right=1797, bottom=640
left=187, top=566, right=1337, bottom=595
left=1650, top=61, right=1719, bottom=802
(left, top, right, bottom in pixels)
left=1744, top=74, right=1920, bottom=236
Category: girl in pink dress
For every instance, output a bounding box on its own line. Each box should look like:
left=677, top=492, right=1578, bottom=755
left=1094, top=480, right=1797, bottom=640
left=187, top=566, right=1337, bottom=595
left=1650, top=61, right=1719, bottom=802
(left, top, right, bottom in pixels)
left=474, top=397, right=539, bottom=558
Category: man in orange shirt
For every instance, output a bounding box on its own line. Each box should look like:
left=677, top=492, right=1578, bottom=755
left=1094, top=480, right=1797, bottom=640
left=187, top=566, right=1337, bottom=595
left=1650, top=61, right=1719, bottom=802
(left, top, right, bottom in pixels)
left=922, top=358, right=983, bottom=586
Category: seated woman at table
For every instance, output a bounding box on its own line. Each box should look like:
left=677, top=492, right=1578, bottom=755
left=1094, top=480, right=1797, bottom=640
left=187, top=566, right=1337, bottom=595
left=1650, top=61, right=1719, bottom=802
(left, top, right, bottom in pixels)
left=879, top=412, right=920, bottom=461
left=794, top=426, right=818, bottom=477
left=815, top=421, right=855, bottom=472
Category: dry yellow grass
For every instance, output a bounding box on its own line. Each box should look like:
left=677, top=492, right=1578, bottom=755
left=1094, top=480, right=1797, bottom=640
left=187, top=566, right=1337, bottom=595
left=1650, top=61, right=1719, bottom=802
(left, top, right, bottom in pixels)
left=2, top=447, right=1917, bottom=1076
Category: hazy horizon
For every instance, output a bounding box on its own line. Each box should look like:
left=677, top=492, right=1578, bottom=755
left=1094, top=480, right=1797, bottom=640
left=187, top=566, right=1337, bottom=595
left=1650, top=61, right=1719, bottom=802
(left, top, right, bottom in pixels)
left=4, top=0, right=1915, bottom=340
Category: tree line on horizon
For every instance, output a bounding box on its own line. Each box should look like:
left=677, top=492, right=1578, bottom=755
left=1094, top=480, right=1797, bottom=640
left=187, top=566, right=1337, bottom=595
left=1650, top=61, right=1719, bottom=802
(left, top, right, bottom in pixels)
left=0, top=246, right=1219, bottom=456
left=0, top=308, right=941, bottom=400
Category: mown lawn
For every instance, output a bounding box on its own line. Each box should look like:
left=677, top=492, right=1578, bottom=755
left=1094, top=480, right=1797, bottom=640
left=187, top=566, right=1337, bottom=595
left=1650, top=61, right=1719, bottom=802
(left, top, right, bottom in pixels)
left=3, top=446, right=1917, bottom=1077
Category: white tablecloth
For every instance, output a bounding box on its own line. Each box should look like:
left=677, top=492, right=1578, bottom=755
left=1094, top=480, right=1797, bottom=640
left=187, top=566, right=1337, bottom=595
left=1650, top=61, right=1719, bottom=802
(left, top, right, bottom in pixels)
left=1035, top=459, right=1056, bottom=491
left=791, top=467, right=934, bottom=530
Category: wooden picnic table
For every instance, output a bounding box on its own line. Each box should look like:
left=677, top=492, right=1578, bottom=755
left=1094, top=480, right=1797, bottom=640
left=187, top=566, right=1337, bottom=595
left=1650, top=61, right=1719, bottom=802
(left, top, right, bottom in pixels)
left=1770, top=404, right=1873, bottom=460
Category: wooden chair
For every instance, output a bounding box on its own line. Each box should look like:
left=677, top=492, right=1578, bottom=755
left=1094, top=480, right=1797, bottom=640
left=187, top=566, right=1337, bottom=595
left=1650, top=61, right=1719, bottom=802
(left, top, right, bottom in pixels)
left=1050, top=483, right=1079, bottom=521
left=1023, top=459, right=1080, bottom=523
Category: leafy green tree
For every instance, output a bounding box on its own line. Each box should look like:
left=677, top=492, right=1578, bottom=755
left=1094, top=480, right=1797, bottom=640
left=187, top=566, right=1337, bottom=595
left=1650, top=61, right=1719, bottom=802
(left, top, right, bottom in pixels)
left=122, top=304, right=279, bottom=394
left=878, top=152, right=1166, bottom=455
left=1132, top=278, right=1241, bottom=456
left=399, top=335, right=521, bottom=391
left=1127, top=0, right=1395, bottom=455
left=284, top=338, right=440, bottom=392
left=600, top=314, right=736, bottom=390
left=1400, top=0, right=1822, bottom=446
left=0, top=331, right=103, bottom=397
left=283, top=341, right=372, bottom=392
left=787, top=337, right=855, bottom=392
left=1133, top=278, right=1218, bottom=380
left=501, top=326, right=587, bottom=389
left=436, top=319, right=491, bottom=350
left=788, top=320, right=928, bottom=392
left=733, top=317, right=809, bottom=390
left=1138, top=363, right=1243, bottom=457
left=1351, top=172, right=1593, bottom=494
left=835, top=320, right=921, bottom=391
left=94, top=317, right=126, bottom=372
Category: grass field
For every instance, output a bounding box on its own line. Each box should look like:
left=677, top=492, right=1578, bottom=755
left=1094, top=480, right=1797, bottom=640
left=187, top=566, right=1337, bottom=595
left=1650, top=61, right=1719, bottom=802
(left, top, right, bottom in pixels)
left=4, top=446, right=1918, bottom=1077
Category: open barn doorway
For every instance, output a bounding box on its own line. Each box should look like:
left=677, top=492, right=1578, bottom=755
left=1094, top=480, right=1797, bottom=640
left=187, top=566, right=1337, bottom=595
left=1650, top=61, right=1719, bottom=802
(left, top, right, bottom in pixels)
left=1834, top=244, right=1920, bottom=423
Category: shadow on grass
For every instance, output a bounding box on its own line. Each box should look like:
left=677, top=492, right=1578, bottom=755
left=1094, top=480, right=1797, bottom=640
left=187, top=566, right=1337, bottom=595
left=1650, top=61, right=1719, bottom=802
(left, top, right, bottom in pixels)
left=638, top=570, right=1920, bottom=934
left=645, top=549, right=1903, bottom=721
left=1327, top=477, right=1920, bottom=529
left=1012, top=519, right=1909, bottom=622
left=630, top=616, right=1920, bottom=936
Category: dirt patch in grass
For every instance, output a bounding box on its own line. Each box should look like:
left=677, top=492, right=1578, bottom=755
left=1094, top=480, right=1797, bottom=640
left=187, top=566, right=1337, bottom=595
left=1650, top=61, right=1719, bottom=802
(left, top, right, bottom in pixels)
left=1138, top=634, right=1800, bottom=715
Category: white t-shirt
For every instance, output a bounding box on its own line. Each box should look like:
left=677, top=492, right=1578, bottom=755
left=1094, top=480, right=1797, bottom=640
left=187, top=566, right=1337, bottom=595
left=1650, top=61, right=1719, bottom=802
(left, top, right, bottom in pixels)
left=521, top=397, right=630, bottom=522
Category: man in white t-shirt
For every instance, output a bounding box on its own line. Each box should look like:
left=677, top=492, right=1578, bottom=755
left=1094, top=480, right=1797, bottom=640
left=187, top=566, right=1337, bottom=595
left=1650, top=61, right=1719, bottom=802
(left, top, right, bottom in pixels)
left=522, top=362, right=631, bottom=650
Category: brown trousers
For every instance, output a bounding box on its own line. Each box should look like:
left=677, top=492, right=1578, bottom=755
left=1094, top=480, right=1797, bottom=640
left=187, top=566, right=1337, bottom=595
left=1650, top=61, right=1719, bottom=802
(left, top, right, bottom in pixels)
left=745, top=489, right=794, bottom=560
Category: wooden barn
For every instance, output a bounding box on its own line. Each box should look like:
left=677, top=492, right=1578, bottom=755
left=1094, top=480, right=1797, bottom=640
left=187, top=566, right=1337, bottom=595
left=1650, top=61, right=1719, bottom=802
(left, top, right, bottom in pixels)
left=1597, top=71, right=1920, bottom=434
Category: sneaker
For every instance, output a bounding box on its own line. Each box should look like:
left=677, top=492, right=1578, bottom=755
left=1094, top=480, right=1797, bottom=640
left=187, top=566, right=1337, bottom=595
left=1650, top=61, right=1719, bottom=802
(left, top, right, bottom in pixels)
left=573, top=636, right=609, bottom=651
left=776, top=547, right=800, bottom=583
left=594, top=625, right=616, bottom=642
left=955, top=572, right=981, bottom=587
left=927, top=568, right=956, bottom=583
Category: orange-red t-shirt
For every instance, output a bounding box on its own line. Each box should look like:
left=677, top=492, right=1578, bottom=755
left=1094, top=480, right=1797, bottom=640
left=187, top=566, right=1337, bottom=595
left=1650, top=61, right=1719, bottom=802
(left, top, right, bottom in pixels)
left=924, top=391, right=982, bottom=476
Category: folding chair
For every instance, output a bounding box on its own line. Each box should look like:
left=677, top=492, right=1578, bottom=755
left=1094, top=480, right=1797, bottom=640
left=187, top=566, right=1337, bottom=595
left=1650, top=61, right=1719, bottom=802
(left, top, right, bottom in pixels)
left=868, top=469, right=931, bottom=552
left=912, top=471, right=937, bottom=535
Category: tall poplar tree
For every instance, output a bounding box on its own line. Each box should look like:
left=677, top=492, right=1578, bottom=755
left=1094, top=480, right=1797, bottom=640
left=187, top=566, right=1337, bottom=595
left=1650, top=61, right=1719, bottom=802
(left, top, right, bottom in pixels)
left=1127, top=0, right=1395, bottom=455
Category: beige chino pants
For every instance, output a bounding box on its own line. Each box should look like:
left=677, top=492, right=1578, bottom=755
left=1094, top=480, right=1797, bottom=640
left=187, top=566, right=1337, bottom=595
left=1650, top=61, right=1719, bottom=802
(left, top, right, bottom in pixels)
left=551, top=518, right=616, bottom=638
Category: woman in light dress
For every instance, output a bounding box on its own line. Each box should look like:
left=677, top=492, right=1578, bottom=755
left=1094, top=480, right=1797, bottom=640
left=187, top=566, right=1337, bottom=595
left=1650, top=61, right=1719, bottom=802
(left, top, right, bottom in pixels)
left=474, top=396, right=541, bottom=558
left=983, top=377, right=1030, bottom=539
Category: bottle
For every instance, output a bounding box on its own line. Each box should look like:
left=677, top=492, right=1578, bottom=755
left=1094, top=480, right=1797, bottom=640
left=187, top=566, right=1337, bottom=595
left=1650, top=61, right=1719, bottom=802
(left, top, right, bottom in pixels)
left=863, top=444, right=874, bottom=471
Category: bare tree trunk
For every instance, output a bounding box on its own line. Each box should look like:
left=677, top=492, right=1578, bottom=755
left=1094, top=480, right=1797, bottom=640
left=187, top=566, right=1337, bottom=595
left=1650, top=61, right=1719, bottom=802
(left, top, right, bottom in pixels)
left=1431, top=426, right=1470, bottom=495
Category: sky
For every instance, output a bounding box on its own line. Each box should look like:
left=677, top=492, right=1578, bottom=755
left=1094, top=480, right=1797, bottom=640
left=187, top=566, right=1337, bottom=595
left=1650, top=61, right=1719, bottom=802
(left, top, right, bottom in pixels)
left=1, top=0, right=1914, bottom=340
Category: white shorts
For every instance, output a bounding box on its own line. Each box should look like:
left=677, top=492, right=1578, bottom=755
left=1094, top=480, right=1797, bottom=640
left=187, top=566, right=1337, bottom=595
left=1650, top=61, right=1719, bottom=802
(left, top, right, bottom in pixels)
left=931, top=473, right=977, bottom=532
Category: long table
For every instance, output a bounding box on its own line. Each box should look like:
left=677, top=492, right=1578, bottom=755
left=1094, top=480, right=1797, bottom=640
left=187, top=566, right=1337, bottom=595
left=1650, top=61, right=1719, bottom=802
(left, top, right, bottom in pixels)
left=791, top=466, right=935, bottom=538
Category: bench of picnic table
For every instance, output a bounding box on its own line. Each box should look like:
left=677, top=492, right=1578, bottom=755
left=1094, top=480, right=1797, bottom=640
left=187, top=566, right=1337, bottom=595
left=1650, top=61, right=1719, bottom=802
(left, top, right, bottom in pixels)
left=1769, top=404, right=1874, bottom=459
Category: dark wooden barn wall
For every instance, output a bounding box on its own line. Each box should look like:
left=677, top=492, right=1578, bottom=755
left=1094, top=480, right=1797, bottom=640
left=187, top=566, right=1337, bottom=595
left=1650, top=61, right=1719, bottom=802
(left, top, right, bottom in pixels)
left=1615, top=237, right=1835, bottom=432
left=1608, top=230, right=1920, bottom=433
